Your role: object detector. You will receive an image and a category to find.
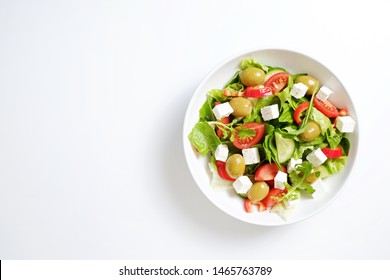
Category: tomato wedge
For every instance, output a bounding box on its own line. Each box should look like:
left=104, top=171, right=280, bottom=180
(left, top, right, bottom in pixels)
left=293, top=101, right=309, bottom=125
left=244, top=199, right=267, bottom=212
left=254, top=163, right=287, bottom=182
left=244, top=86, right=273, bottom=98
left=244, top=199, right=254, bottom=213
left=313, top=97, right=339, bottom=118
left=215, top=160, right=235, bottom=181
left=262, top=188, right=286, bottom=208
left=264, top=72, right=290, bottom=93
left=232, top=122, right=265, bottom=149
left=322, top=147, right=343, bottom=158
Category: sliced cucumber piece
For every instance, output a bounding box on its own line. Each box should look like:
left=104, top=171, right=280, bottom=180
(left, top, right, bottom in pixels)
left=275, top=132, right=295, bottom=163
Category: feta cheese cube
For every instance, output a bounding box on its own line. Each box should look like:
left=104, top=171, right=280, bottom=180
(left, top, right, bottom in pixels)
left=284, top=198, right=299, bottom=209
left=311, top=178, right=328, bottom=199
left=242, top=147, right=260, bottom=165
left=316, top=86, right=334, bottom=101
left=290, top=82, right=308, bottom=99
left=215, top=144, right=229, bottom=162
left=232, top=176, right=253, bottom=194
left=261, top=104, right=279, bottom=121
left=307, top=148, right=327, bottom=167
left=212, top=102, right=233, bottom=120
left=287, top=158, right=302, bottom=173
left=336, top=116, right=356, bottom=133
left=274, top=171, right=288, bottom=190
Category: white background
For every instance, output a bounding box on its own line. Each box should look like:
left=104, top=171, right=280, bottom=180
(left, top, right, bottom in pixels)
left=0, top=0, right=389, bottom=259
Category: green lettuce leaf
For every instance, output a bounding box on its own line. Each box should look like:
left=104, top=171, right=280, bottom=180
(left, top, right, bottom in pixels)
left=188, top=122, right=221, bottom=156
left=239, top=58, right=270, bottom=72
left=324, top=156, right=347, bottom=174
left=278, top=103, right=294, bottom=123
left=326, top=127, right=343, bottom=149
left=199, top=95, right=215, bottom=121
left=311, top=108, right=332, bottom=134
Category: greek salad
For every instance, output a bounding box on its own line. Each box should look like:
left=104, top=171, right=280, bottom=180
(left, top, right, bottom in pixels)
left=188, top=58, right=355, bottom=218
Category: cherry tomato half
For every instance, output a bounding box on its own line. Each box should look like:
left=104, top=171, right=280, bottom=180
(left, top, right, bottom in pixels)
left=322, top=147, right=343, bottom=158
left=262, top=188, right=286, bottom=208
left=215, top=160, right=235, bottom=181
left=232, top=122, right=265, bottom=149
left=264, top=72, right=290, bottom=93
left=254, top=163, right=287, bottom=182
left=313, top=97, right=339, bottom=118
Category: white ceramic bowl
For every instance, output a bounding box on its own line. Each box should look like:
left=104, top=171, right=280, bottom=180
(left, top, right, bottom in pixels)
left=183, top=48, right=358, bottom=226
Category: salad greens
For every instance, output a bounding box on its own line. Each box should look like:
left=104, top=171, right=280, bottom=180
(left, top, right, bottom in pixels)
left=188, top=57, right=353, bottom=218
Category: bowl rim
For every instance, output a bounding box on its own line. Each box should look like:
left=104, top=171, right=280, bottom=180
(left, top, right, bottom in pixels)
left=182, top=47, right=359, bottom=226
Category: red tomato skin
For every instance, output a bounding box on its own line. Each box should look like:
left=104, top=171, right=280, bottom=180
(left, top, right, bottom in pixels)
left=232, top=122, right=265, bottom=149
left=313, top=97, right=339, bottom=118
left=322, top=147, right=343, bottom=158
left=244, top=199, right=253, bottom=213
left=244, top=86, right=273, bottom=98
left=262, top=188, right=286, bottom=208
left=293, top=101, right=309, bottom=125
left=216, top=116, right=230, bottom=138
left=257, top=201, right=267, bottom=212
left=264, top=72, right=290, bottom=93
left=254, top=163, right=287, bottom=182
left=215, top=161, right=235, bottom=181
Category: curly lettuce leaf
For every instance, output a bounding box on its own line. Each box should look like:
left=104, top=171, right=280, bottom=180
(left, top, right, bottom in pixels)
left=324, top=156, right=347, bottom=174
left=239, top=58, right=270, bottom=72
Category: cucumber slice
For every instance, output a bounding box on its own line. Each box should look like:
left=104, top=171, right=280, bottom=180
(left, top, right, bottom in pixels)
left=264, top=68, right=286, bottom=82
left=275, top=132, right=295, bottom=163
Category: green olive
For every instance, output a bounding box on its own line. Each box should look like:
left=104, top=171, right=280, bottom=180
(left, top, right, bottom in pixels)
left=300, top=120, right=321, bottom=142
left=229, top=97, right=253, bottom=117
left=295, top=75, right=320, bottom=95
left=239, top=67, right=265, bottom=87
left=247, top=182, right=270, bottom=202
left=225, top=154, right=245, bottom=179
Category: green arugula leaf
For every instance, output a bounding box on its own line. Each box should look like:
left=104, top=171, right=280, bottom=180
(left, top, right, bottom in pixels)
left=283, top=161, right=316, bottom=200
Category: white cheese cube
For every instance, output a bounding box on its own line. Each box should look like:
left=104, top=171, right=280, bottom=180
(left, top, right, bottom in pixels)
left=242, top=147, right=260, bottom=165
left=215, top=144, right=229, bottom=162
left=261, top=104, right=279, bottom=121
left=287, top=158, right=302, bottom=173
left=336, top=116, right=355, bottom=133
left=311, top=178, right=328, bottom=199
left=284, top=198, right=299, bottom=208
left=290, top=82, right=308, bottom=99
left=307, top=148, right=327, bottom=167
left=212, top=102, right=233, bottom=120
left=316, top=86, right=334, bottom=101
left=274, top=171, right=288, bottom=190
left=232, top=176, right=253, bottom=194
